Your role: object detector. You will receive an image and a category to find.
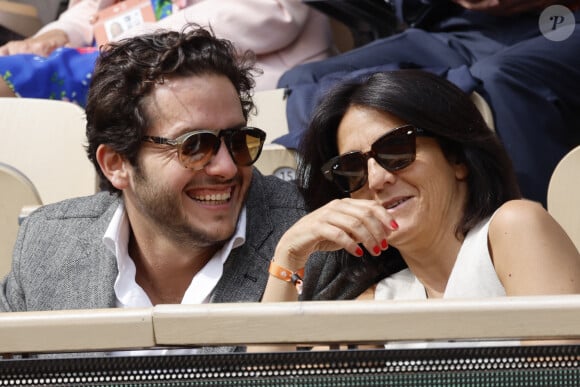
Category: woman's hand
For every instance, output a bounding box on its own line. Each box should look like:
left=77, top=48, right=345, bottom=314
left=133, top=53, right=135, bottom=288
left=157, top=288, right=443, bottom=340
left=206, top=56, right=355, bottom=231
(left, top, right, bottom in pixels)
left=262, top=198, right=397, bottom=304
left=273, top=198, right=397, bottom=270
left=0, top=30, right=70, bottom=57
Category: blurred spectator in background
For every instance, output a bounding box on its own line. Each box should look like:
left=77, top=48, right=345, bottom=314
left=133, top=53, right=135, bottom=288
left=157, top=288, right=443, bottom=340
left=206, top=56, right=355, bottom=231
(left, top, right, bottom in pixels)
left=275, top=0, right=580, bottom=208
left=0, top=0, right=333, bottom=106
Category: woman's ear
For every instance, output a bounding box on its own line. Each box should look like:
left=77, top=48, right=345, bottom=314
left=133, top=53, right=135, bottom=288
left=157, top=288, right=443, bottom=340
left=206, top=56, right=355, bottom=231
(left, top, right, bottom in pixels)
left=454, top=161, right=469, bottom=181
left=96, top=144, right=131, bottom=190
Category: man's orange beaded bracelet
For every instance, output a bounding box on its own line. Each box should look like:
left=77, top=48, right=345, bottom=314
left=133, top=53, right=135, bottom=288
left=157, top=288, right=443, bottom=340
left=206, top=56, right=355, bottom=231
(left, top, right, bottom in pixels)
left=268, top=261, right=305, bottom=295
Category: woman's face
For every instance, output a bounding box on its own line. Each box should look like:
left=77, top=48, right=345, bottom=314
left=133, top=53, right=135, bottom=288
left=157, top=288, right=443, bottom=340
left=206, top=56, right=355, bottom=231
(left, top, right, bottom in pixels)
left=335, top=105, right=468, bottom=248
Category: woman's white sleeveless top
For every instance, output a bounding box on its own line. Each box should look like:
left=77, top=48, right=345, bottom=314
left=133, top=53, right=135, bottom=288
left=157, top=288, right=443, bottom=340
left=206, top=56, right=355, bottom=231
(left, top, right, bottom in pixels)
left=374, top=214, right=517, bottom=348
left=375, top=214, right=506, bottom=300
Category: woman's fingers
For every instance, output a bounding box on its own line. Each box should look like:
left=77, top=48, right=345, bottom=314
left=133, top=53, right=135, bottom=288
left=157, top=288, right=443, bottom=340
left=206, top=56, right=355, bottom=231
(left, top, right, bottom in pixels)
left=277, top=198, right=397, bottom=263
left=322, top=198, right=396, bottom=256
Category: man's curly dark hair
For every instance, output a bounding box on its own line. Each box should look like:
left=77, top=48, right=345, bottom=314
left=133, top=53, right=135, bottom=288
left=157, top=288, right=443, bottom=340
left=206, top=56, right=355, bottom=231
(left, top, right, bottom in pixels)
left=85, top=25, right=258, bottom=193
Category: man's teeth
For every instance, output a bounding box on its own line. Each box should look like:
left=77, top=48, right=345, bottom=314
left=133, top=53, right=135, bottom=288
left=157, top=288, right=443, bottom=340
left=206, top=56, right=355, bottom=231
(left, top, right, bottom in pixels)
left=194, top=192, right=231, bottom=201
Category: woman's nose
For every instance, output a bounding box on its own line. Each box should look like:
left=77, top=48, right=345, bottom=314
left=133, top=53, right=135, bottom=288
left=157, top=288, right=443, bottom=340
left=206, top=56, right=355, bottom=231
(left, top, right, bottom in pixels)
left=367, top=157, right=396, bottom=191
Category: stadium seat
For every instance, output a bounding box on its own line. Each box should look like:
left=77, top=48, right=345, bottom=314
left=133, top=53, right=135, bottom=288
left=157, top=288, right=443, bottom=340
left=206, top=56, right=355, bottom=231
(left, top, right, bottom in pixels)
left=0, top=162, right=42, bottom=278
left=248, top=88, right=298, bottom=181
left=547, top=145, right=580, bottom=251
left=0, top=98, right=97, bottom=205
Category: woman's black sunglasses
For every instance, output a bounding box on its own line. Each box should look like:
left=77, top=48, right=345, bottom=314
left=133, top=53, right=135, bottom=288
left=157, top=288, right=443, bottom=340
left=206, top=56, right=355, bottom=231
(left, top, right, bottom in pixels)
left=143, top=126, right=266, bottom=170
left=321, top=125, right=427, bottom=194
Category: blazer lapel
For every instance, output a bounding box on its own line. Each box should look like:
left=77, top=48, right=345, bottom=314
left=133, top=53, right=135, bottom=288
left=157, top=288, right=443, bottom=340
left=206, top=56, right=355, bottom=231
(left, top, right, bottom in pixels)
left=210, top=172, right=274, bottom=303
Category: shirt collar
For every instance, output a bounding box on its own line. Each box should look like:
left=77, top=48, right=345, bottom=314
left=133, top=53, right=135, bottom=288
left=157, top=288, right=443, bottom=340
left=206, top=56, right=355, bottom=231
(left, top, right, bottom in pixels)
left=103, top=202, right=247, bottom=306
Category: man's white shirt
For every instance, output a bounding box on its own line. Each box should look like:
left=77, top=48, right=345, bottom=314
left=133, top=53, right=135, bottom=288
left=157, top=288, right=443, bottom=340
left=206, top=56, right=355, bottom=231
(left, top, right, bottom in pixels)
left=102, top=203, right=247, bottom=355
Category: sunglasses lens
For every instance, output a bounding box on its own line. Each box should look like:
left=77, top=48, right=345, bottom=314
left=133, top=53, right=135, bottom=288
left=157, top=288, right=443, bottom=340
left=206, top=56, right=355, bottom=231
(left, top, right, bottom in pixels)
left=321, top=126, right=419, bottom=194
left=327, top=152, right=367, bottom=193
left=373, top=126, right=416, bottom=172
left=228, top=128, right=265, bottom=166
left=179, top=132, right=219, bottom=169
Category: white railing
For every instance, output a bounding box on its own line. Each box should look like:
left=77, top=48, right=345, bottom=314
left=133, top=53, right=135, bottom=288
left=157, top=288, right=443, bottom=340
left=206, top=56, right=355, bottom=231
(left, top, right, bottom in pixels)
left=1, top=294, right=580, bottom=354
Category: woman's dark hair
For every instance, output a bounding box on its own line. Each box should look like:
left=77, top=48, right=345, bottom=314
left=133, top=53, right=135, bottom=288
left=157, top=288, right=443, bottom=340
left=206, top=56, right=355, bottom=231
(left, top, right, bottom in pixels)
left=298, top=69, right=521, bottom=281
left=85, top=25, right=257, bottom=193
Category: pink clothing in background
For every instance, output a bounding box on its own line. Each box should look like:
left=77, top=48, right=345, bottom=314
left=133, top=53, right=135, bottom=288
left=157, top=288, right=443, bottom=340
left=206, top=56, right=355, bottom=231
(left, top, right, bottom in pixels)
left=36, top=0, right=334, bottom=90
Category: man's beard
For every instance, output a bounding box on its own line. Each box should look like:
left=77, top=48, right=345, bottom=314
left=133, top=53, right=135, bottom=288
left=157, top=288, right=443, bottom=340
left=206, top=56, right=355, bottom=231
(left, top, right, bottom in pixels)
left=131, top=166, right=232, bottom=247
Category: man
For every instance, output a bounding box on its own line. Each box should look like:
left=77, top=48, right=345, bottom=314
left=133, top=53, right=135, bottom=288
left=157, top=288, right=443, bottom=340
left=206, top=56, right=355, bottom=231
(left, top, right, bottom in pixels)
left=0, top=27, right=342, bottom=337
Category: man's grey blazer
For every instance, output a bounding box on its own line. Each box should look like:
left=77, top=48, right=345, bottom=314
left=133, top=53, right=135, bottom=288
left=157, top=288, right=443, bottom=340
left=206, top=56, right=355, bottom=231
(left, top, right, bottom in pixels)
left=1, top=170, right=352, bottom=311
left=0, top=169, right=373, bottom=354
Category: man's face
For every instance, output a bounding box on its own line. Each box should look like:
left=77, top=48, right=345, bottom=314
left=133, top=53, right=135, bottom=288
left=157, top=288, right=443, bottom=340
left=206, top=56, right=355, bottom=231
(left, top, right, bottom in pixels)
left=124, top=74, right=253, bottom=247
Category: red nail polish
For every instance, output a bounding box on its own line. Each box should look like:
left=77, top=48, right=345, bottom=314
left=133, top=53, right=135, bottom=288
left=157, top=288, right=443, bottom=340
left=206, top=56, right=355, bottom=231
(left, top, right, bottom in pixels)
left=373, top=246, right=380, bottom=254
left=381, top=239, right=388, bottom=249
left=355, top=247, right=363, bottom=256
left=390, top=220, right=399, bottom=230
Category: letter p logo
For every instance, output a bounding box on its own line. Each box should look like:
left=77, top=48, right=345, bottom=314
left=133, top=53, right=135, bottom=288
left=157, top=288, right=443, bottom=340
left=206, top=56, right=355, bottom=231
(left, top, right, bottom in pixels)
left=551, top=15, right=565, bottom=30
left=539, top=5, right=575, bottom=41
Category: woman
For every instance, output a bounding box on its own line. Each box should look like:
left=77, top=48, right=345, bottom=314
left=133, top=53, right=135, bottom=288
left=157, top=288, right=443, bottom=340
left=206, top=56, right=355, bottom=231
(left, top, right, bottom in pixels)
left=264, top=69, right=580, bottom=305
